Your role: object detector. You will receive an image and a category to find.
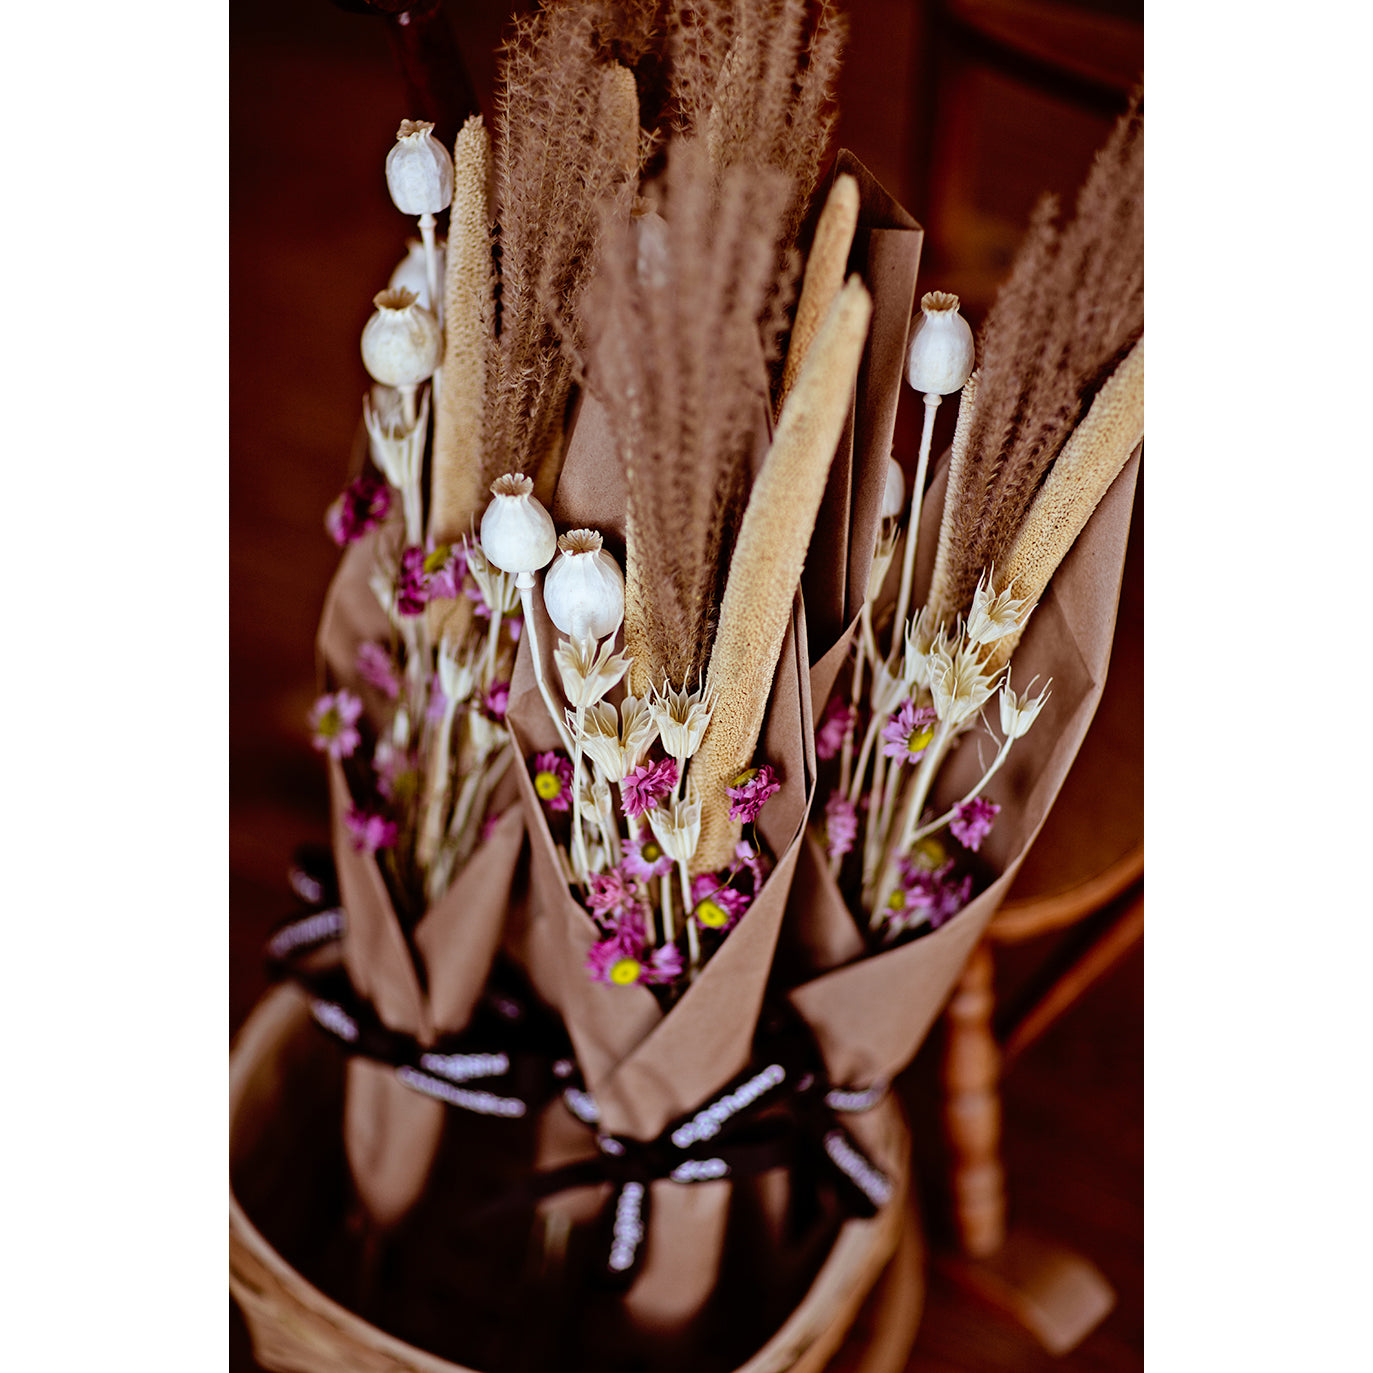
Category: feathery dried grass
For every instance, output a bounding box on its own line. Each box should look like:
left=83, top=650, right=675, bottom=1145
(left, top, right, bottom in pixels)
left=669, top=1, right=845, bottom=246
left=927, top=98, right=1143, bottom=625
left=430, top=115, right=494, bottom=543
left=776, top=172, right=858, bottom=416
left=984, top=336, right=1143, bottom=672
left=586, top=139, right=797, bottom=691
left=485, top=3, right=638, bottom=487
left=692, top=276, right=872, bottom=870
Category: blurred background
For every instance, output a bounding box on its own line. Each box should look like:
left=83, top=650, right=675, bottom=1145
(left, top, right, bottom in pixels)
left=230, top=2, right=1142, bottom=1367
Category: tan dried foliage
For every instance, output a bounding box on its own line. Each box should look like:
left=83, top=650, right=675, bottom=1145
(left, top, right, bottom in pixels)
left=586, top=139, right=797, bottom=691
left=929, top=98, right=1143, bottom=624
left=486, top=2, right=639, bottom=487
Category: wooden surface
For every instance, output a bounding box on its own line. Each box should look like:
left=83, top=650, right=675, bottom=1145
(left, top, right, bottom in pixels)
left=230, top=3, right=1142, bottom=1368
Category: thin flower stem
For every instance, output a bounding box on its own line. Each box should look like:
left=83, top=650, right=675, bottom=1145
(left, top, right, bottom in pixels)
left=847, top=705, right=886, bottom=809
left=517, top=582, right=574, bottom=754
left=679, top=863, right=700, bottom=973
left=907, top=735, right=1014, bottom=849
left=416, top=698, right=459, bottom=874
left=484, top=606, right=502, bottom=685
left=871, top=717, right=955, bottom=926
left=892, top=392, right=941, bottom=641
left=570, top=703, right=592, bottom=885
left=860, top=740, right=892, bottom=892
left=418, top=212, right=441, bottom=327
left=660, top=874, right=675, bottom=945
left=838, top=605, right=872, bottom=799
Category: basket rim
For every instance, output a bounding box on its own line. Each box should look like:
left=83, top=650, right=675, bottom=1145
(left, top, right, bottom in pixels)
left=229, top=984, right=910, bottom=1373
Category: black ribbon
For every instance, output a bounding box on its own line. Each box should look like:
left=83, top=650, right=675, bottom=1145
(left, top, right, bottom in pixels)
left=266, top=849, right=894, bottom=1289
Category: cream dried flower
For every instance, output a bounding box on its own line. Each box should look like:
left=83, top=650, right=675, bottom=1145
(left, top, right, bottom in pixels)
left=650, top=682, right=716, bottom=763
left=463, top=542, right=519, bottom=617
left=906, top=291, right=975, bottom=396
left=928, top=639, right=1000, bottom=730
left=648, top=785, right=702, bottom=867
left=480, top=474, right=557, bottom=580
left=965, top=571, right=1032, bottom=648
left=881, top=457, right=906, bottom=520
left=901, top=608, right=942, bottom=691
left=581, top=696, right=658, bottom=783
left=436, top=638, right=479, bottom=706
left=361, top=288, right=441, bottom=388
left=543, top=529, right=625, bottom=643
left=554, top=635, right=631, bottom=710
left=998, top=677, right=1052, bottom=740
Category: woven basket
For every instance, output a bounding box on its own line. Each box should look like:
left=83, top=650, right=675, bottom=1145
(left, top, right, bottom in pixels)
left=230, top=985, right=922, bottom=1373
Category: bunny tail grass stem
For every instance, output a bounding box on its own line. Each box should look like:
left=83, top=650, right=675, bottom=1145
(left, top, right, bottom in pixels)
left=892, top=391, right=941, bottom=640
left=776, top=173, right=860, bottom=417
left=430, top=116, right=493, bottom=543
left=691, top=276, right=873, bottom=872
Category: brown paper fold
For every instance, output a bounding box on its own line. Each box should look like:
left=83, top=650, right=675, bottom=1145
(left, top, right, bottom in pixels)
left=801, top=151, right=923, bottom=666
left=315, top=529, right=529, bottom=1227
left=785, top=448, right=1142, bottom=1087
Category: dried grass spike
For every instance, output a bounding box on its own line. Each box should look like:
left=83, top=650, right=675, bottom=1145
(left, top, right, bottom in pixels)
left=776, top=172, right=859, bottom=416
left=430, top=115, right=494, bottom=542
left=692, top=275, right=873, bottom=871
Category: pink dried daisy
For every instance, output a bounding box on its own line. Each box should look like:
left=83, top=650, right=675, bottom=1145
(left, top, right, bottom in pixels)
left=623, top=834, right=672, bottom=880
left=621, top=757, right=678, bottom=818
left=950, top=797, right=1000, bottom=852
left=643, top=943, right=684, bottom=984
left=726, top=764, right=781, bottom=825
left=532, top=752, right=573, bottom=813
left=309, top=690, right=363, bottom=759
left=424, top=543, right=466, bottom=600
left=355, top=642, right=399, bottom=700
left=815, top=700, right=857, bottom=761
left=690, top=875, right=750, bottom=932
left=395, top=545, right=431, bottom=616
left=585, top=935, right=646, bottom=987
left=881, top=700, right=938, bottom=764
left=344, top=806, right=398, bottom=855
left=587, top=867, right=637, bottom=920
left=484, top=681, right=510, bottom=721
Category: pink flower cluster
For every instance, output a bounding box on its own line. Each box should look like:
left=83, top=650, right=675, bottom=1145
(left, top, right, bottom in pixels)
left=726, top=764, right=781, bottom=825
left=823, top=792, right=858, bottom=860
left=583, top=861, right=682, bottom=987
left=325, top=475, right=392, bottom=547
left=950, top=797, right=1000, bottom=852
left=396, top=542, right=467, bottom=617
left=881, top=700, right=938, bottom=764
left=309, top=690, right=363, bottom=759
left=621, top=757, right=678, bottom=818
left=344, top=805, right=398, bottom=855
left=884, top=856, right=972, bottom=936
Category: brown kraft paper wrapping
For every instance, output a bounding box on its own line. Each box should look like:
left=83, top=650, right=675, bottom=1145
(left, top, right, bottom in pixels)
left=785, top=446, right=1142, bottom=1092
left=502, top=389, right=820, bottom=1336
left=316, top=527, right=528, bottom=1228
left=802, top=151, right=923, bottom=699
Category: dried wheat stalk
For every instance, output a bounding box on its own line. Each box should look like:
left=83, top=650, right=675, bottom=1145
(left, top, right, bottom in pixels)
left=429, top=115, right=494, bottom=544
left=926, top=99, right=1143, bottom=625
left=692, top=276, right=873, bottom=870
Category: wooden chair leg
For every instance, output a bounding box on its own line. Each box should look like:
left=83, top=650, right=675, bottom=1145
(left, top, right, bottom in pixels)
left=941, top=939, right=1006, bottom=1258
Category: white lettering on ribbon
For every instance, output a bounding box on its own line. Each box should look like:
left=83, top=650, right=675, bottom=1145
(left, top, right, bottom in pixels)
left=396, top=1066, right=525, bottom=1117
left=309, top=999, right=358, bottom=1042
left=268, top=909, right=344, bottom=959
left=669, top=1158, right=729, bottom=1183
left=418, top=1051, right=509, bottom=1083
left=608, top=1182, right=645, bottom=1273
left=670, top=1064, right=786, bottom=1149
left=822, top=1130, right=892, bottom=1208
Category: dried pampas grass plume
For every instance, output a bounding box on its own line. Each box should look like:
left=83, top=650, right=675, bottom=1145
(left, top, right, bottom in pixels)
left=692, top=275, right=873, bottom=871
left=776, top=172, right=859, bottom=416
left=930, top=97, right=1143, bottom=621
left=985, top=336, right=1143, bottom=671
left=429, top=115, right=494, bottom=543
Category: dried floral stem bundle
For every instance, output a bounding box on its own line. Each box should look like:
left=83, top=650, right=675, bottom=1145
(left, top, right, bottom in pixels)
left=692, top=275, right=873, bottom=870
left=925, top=100, right=1143, bottom=626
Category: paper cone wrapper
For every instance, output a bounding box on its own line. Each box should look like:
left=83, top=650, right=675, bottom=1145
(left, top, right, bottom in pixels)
left=785, top=447, right=1142, bottom=1087
left=802, top=151, right=923, bottom=705
left=316, top=529, right=528, bottom=1226
left=501, top=390, right=819, bottom=1333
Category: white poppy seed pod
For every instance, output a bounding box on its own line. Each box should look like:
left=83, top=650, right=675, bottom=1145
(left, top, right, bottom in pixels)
left=543, top=529, right=626, bottom=643
left=881, top=456, right=906, bottom=520
left=906, top=291, right=975, bottom=395
left=388, top=237, right=446, bottom=310
left=480, top=473, right=557, bottom=579
left=385, top=119, right=454, bottom=216
left=361, top=288, right=441, bottom=387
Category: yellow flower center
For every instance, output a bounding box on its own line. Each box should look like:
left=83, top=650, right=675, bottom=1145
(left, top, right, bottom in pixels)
left=887, top=888, right=907, bottom=911
left=609, top=956, right=642, bottom=986
left=907, top=727, right=935, bottom=755
left=422, top=543, right=451, bottom=575
left=730, top=768, right=758, bottom=789
left=912, top=836, right=947, bottom=870
left=534, top=770, right=563, bottom=801
left=695, top=898, right=728, bottom=929
left=641, top=840, right=662, bottom=864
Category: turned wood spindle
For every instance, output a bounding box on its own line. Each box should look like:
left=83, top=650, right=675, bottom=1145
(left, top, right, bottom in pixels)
left=942, top=939, right=1007, bottom=1257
